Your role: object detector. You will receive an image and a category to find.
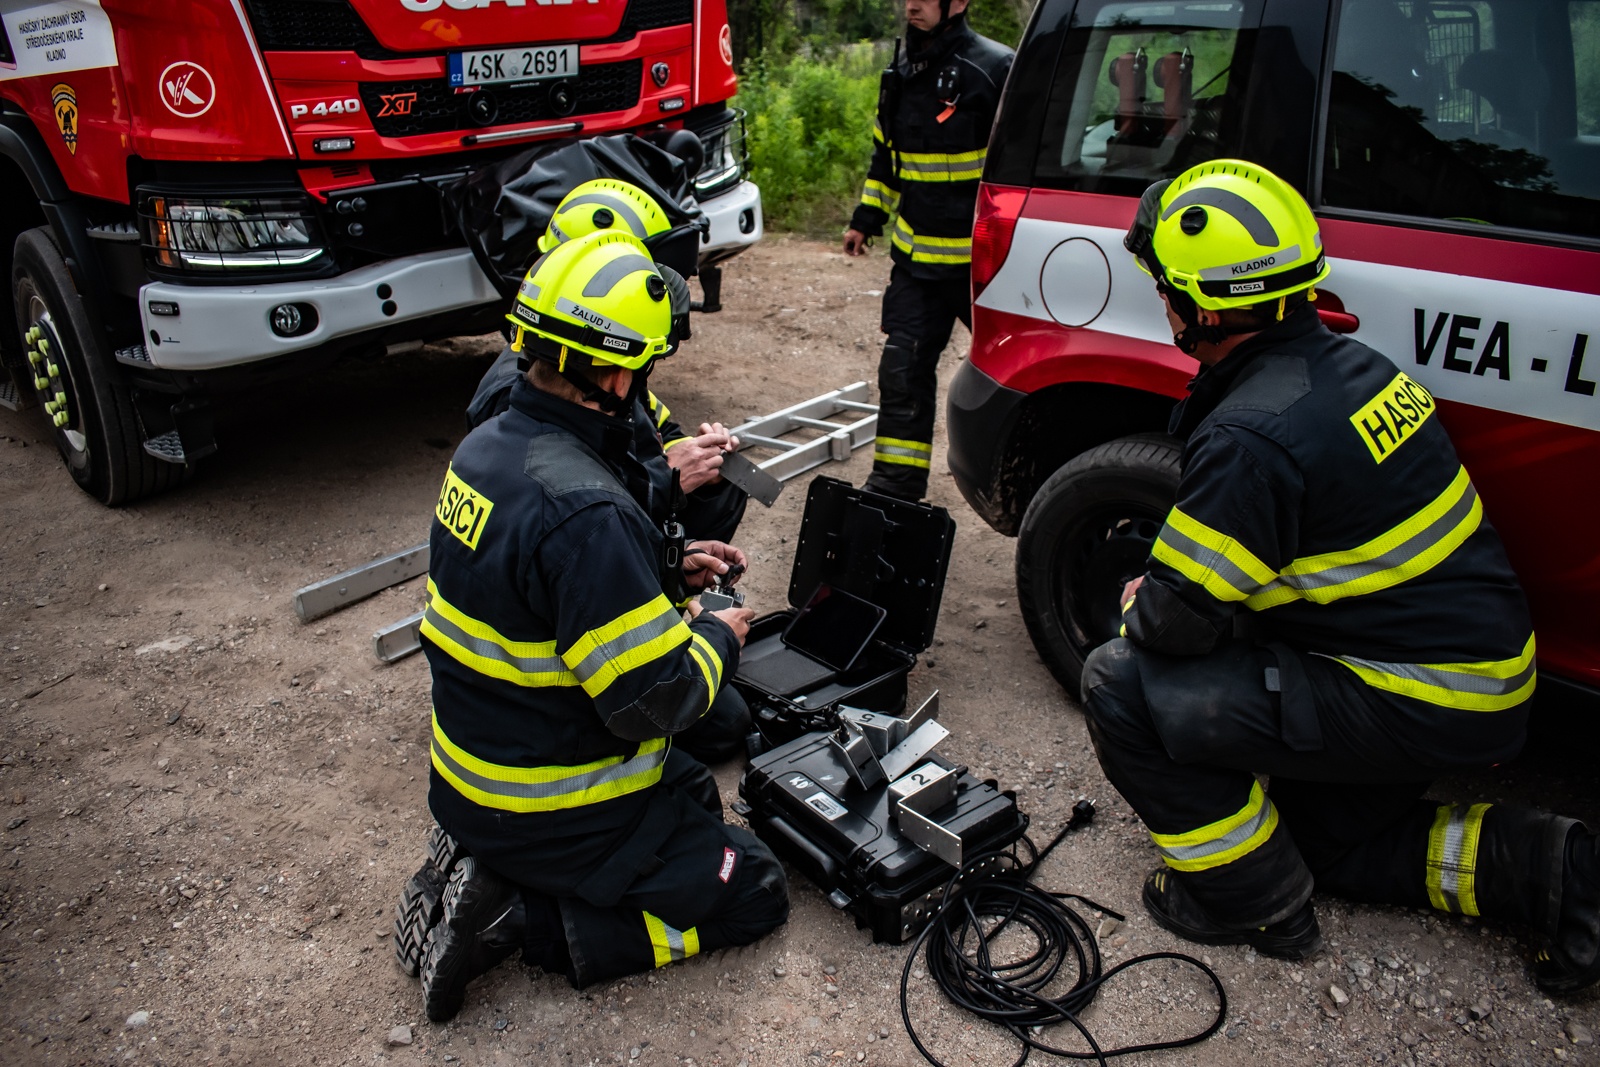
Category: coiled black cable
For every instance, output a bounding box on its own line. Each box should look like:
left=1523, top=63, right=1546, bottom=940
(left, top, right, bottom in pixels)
left=899, top=804, right=1228, bottom=1066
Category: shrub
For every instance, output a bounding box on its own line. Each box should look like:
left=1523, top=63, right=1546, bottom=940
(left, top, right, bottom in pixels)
left=737, top=46, right=883, bottom=235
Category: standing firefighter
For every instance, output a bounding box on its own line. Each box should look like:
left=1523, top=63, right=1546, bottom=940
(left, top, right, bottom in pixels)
left=399, top=230, right=789, bottom=1021
left=844, top=0, right=1012, bottom=502
left=1080, top=159, right=1600, bottom=993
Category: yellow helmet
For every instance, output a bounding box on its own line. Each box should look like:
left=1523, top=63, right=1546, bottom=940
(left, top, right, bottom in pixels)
left=537, top=179, right=672, bottom=253
left=1126, top=159, right=1330, bottom=311
left=505, top=230, right=672, bottom=371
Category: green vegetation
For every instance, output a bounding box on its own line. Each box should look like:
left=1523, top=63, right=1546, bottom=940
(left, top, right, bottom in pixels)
left=728, top=0, right=1029, bottom=234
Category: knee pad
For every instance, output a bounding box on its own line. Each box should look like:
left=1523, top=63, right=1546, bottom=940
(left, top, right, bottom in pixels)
left=1081, top=638, right=1141, bottom=703
left=877, top=344, right=917, bottom=398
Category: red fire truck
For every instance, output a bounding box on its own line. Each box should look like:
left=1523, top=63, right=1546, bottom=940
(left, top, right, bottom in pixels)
left=0, top=0, right=761, bottom=503
left=948, top=0, right=1600, bottom=698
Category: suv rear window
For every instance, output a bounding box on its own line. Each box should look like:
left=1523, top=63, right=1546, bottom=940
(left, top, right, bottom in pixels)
left=1032, top=0, right=1263, bottom=196
left=1321, top=0, right=1600, bottom=242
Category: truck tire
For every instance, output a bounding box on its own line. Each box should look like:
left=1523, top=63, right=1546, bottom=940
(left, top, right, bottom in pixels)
left=12, top=226, right=182, bottom=505
left=1015, top=433, right=1183, bottom=697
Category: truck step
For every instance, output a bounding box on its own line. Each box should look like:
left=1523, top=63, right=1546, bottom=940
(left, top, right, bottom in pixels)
left=142, top=430, right=187, bottom=464
left=0, top=377, right=29, bottom=412
left=116, top=345, right=153, bottom=367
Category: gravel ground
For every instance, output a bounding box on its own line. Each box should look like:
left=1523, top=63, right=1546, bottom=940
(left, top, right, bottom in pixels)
left=1, top=235, right=1597, bottom=1067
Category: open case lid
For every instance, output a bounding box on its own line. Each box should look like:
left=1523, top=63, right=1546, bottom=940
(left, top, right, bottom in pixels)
left=786, top=477, right=956, bottom=654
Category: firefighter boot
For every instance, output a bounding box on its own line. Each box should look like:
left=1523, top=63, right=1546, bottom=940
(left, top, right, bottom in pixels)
left=393, top=824, right=469, bottom=977
left=1536, top=822, right=1600, bottom=994
left=1437, top=805, right=1597, bottom=994
left=1142, top=868, right=1324, bottom=960
left=420, top=856, right=526, bottom=1022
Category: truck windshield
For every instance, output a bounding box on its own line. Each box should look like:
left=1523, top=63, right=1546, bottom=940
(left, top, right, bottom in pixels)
left=1320, top=0, right=1600, bottom=243
left=1033, top=0, right=1262, bottom=196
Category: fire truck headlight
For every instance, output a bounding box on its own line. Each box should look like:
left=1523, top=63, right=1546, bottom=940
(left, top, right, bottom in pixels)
left=140, top=194, right=328, bottom=272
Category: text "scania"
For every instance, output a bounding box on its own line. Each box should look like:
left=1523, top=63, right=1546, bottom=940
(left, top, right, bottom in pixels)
left=400, top=0, right=598, bottom=9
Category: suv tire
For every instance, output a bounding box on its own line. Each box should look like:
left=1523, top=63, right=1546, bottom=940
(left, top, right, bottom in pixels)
left=1016, top=433, right=1183, bottom=696
left=12, top=227, right=183, bottom=505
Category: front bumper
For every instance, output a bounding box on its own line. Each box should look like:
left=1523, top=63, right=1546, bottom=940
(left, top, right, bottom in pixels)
left=138, top=249, right=501, bottom=372
left=946, top=357, right=1029, bottom=534
left=698, top=180, right=763, bottom=266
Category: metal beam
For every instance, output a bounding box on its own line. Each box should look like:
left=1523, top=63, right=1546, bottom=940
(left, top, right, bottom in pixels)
left=374, top=612, right=424, bottom=664
left=293, top=544, right=429, bottom=622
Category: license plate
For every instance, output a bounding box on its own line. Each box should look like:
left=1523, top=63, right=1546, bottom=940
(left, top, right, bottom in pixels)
left=448, top=45, right=579, bottom=88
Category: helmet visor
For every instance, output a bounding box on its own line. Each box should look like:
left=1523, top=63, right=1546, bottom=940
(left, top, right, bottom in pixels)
left=1124, top=178, right=1172, bottom=279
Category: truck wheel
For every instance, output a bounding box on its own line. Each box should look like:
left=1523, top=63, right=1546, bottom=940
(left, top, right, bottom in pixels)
left=12, top=227, right=182, bottom=505
left=1016, top=433, right=1183, bottom=696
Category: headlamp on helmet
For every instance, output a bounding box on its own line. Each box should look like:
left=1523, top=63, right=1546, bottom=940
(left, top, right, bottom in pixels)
left=538, top=179, right=673, bottom=253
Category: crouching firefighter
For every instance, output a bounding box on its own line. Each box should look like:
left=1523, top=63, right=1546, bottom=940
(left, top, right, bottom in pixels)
left=465, top=178, right=750, bottom=543
left=843, top=0, right=1012, bottom=501
left=1081, top=159, right=1600, bottom=994
left=399, top=230, right=789, bottom=1022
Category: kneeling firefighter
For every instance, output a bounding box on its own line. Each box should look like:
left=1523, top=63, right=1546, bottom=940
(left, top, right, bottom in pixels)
left=1080, top=159, right=1600, bottom=994
left=399, top=230, right=789, bottom=1022
left=466, top=178, right=750, bottom=542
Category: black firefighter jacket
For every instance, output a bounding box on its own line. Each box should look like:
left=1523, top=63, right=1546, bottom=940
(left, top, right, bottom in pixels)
left=423, top=379, right=740, bottom=892
left=1122, top=305, right=1535, bottom=763
left=849, top=15, right=1012, bottom=281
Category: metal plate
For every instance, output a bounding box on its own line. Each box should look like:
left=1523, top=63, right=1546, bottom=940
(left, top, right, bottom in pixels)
left=878, top=721, right=949, bottom=782
left=719, top=448, right=783, bottom=506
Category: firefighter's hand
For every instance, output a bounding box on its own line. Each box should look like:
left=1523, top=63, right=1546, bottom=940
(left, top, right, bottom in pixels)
left=843, top=228, right=869, bottom=256
left=686, top=600, right=754, bottom=647
left=665, top=426, right=738, bottom=492
left=683, top=540, right=748, bottom=590
left=1120, top=575, right=1145, bottom=608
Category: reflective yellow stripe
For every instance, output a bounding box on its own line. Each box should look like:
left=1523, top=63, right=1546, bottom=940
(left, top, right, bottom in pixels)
left=1152, top=506, right=1278, bottom=604
left=893, top=146, right=986, bottom=182
left=564, top=595, right=692, bottom=699
left=430, top=711, right=667, bottom=813
left=1153, top=466, right=1486, bottom=611
left=873, top=119, right=886, bottom=144
left=686, top=631, right=723, bottom=707
left=1150, top=781, right=1280, bottom=872
left=1330, top=633, right=1536, bottom=712
left=643, top=911, right=700, bottom=967
left=421, top=578, right=579, bottom=688
left=889, top=217, right=971, bottom=265
left=1275, top=467, right=1481, bottom=604
left=647, top=391, right=671, bottom=428
left=861, top=178, right=900, bottom=214
left=662, top=435, right=691, bottom=450
left=1426, top=803, right=1490, bottom=915
left=874, top=435, right=932, bottom=469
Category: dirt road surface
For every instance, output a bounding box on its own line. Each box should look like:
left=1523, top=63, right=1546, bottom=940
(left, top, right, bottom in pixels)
left=2, top=237, right=1597, bottom=1067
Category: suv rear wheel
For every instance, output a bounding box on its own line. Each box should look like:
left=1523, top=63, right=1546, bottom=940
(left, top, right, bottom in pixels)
left=1016, top=433, right=1182, bottom=695
left=12, top=227, right=183, bottom=505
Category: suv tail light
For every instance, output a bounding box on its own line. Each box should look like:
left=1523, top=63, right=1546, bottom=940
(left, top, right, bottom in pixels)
left=971, top=183, right=1028, bottom=302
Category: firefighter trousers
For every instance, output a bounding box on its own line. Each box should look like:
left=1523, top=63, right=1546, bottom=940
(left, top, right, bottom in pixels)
left=866, top=264, right=972, bottom=501
left=1080, top=637, right=1567, bottom=936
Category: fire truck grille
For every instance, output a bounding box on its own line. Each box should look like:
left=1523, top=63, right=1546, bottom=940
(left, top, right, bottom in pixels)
left=625, top=0, right=694, bottom=31
left=361, top=60, right=642, bottom=139
left=242, top=0, right=397, bottom=60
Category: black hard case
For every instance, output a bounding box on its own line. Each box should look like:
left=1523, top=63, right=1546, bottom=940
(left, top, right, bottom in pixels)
left=738, top=730, right=1028, bottom=943
left=732, top=477, right=956, bottom=743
